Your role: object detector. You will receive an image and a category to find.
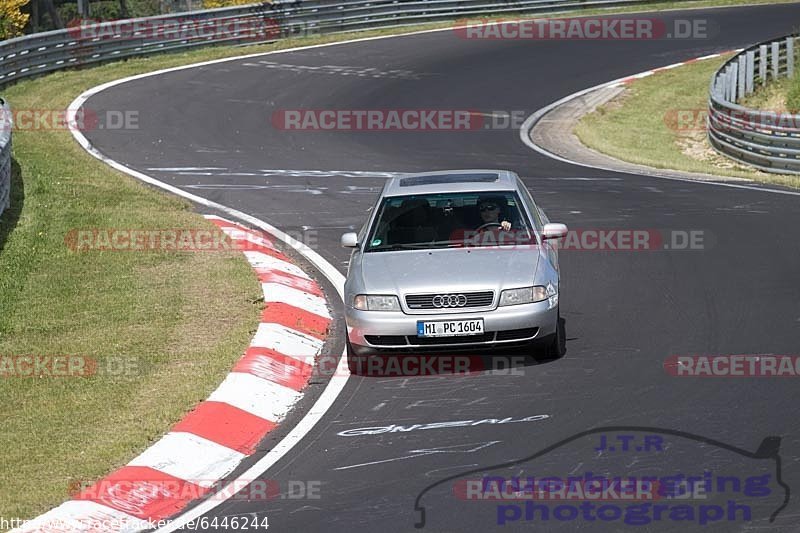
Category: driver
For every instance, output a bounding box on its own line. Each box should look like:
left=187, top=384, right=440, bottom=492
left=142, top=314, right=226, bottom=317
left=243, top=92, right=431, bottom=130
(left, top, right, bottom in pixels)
left=476, top=195, right=512, bottom=231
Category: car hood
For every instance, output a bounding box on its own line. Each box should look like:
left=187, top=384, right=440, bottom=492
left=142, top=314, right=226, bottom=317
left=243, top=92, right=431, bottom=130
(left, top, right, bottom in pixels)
left=356, top=247, right=540, bottom=295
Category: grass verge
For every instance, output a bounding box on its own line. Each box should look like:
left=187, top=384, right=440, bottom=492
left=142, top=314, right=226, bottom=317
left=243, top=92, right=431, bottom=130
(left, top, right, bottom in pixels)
left=0, top=55, right=273, bottom=522
left=575, top=55, right=800, bottom=189
left=739, top=54, right=800, bottom=112
left=739, top=76, right=794, bottom=111
left=1, top=0, right=799, bottom=522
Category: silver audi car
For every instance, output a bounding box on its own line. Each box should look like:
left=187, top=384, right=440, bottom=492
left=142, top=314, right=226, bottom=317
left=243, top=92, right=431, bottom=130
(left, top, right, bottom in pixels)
left=341, top=170, right=567, bottom=361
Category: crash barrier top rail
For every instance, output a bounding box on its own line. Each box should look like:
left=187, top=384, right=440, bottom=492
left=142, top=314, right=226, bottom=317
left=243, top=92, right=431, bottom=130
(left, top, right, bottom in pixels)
left=0, top=0, right=703, bottom=88
left=0, top=100, right=10, bottom=220
left=708, top=35, right=800, bottom=175
left=0, top=0, right=702, bottom=218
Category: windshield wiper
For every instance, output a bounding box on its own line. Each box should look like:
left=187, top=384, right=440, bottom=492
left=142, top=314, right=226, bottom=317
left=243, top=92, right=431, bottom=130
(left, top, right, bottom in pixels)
left=368, top=243, right=427, bottom=252
left=369, top=241, right=468, bottom=252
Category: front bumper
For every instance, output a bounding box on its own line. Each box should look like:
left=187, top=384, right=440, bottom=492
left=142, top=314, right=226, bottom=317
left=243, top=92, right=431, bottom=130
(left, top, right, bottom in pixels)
left=345, top=300, right=558, bottom=352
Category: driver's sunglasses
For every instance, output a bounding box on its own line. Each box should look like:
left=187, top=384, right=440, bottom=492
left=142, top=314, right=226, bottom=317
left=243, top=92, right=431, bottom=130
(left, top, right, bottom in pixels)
left=479, top=204, right=499, bottom=211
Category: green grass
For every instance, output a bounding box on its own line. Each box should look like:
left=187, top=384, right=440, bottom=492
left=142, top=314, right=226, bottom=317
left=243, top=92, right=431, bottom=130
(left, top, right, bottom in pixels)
left=739, top=58, right=800, bottom=113
left=575, top=55, right=800, bottom=189
left=2, top=0, right=800, bottom=523
left=788, top=77, right=800, bottom=111
left=740, top=76, right=793, bottom=111
left=0, top=58, right=267, bottom=521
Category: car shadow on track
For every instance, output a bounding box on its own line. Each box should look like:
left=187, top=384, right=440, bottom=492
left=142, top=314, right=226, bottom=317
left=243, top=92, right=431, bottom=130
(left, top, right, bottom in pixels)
left=348, top=316, right=568, bottom=377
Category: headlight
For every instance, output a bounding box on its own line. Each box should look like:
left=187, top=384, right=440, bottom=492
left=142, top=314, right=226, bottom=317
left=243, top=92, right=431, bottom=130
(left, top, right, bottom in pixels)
left=499, top=285, right=557, bottom=307
left=353, top=294, right=401, bottom=311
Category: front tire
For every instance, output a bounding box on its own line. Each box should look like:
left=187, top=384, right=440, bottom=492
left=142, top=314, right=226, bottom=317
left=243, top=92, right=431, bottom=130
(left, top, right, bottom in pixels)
left=346, top=339, right=376, bottom=375
left=346, top=339, right=362, bottom=375
left=542, top=308, right=564, bottom=360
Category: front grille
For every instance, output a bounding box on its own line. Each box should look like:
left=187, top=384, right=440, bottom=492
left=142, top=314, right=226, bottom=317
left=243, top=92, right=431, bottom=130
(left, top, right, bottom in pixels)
left=495, top=328, right=539, bottom=341
left=409, top=332, right=495, bottom=345
left=405, top=291, right=494, bottom=310
left=365, top=335, right=408, bottom=346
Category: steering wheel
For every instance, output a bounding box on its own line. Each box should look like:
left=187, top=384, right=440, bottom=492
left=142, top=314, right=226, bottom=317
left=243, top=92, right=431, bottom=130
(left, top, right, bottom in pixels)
left=475, top=222, right=503, bottom=232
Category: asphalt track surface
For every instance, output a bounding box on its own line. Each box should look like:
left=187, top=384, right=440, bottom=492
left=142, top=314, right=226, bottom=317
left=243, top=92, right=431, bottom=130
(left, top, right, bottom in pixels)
left=81, top=4, right=800, bottom=531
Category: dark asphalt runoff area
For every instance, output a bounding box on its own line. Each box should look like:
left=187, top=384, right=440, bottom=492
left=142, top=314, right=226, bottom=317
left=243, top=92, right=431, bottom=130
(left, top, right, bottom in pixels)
left=82, top=3, right=800, bottom=531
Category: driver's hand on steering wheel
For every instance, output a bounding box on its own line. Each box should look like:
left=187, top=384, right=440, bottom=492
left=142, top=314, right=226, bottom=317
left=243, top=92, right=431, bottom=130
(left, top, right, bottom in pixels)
left=501, top=220, right=511, bottom=231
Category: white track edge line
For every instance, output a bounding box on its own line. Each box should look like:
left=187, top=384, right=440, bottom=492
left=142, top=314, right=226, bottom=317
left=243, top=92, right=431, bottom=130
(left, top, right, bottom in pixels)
left=65, top=45, right=357, bottom=530
left=518, top=52, right=800, bottom=197
left=63, top=125, right=350, bottom=529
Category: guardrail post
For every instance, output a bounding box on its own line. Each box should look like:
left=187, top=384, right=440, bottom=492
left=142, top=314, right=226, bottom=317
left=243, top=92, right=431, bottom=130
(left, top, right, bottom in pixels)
left=725, top=69, right=731, bottom=101
left=771, top=41, right=780, bottom=80
left=759, top=44, right=767, bottom=82
left=727, top=66, right=735, bottom=102
left=720, top=78, right=727, bottom=100
left=737, top=55, right=746, bottom=98
left=721, top=67, right=727, bottom=101
left=745, top=50, right=755, bottom=95
left=730, top=62, right=739, bottom=102
left=787, top=37, right=794, bottom=79
left=721, top=67, right=729, bottom=101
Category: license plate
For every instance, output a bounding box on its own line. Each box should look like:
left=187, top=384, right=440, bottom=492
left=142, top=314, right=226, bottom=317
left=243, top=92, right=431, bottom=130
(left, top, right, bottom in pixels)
left=417, top=319, right=484, bottom=337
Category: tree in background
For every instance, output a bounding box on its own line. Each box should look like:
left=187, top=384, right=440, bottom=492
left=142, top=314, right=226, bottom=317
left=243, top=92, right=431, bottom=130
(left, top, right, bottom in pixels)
left=27, top=0, right=63, bottom=31
left=0, top=0, right=30, bottom=37
left=202, top=0, right=253, bottom=8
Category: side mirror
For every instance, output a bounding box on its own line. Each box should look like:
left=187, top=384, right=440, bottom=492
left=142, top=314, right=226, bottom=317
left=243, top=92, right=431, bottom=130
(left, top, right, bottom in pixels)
left=341, top=232, right=359, bottom=248
left=542, top=223, right=568, bottom=240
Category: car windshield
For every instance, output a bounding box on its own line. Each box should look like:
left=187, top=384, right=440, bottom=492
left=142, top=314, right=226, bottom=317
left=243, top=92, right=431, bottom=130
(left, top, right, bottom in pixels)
left=364, top=191, right=536, bottom=252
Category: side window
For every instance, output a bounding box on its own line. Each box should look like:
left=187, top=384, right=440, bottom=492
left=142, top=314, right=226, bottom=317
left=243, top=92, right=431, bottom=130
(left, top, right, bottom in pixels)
left=517, top=179, right=543, bottom=231
left=538, top=206, right=550, bottom=226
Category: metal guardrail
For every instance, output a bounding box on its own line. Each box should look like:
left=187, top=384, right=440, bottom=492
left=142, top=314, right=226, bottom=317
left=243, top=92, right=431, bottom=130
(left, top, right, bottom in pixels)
left=708, top=35, right=800, bottom=174
left=0, top=100, right=11, bottom=220
left=0, top=0, right=697, bottom=88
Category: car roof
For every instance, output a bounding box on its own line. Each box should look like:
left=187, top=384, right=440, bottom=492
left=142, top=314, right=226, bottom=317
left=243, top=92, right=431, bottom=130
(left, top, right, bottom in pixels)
left=382, top=170, right=520, bottom=197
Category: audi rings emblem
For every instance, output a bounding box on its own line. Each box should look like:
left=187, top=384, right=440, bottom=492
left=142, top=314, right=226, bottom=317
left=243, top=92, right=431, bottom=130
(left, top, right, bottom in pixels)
left=432, top=294, right=468, bottom=308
